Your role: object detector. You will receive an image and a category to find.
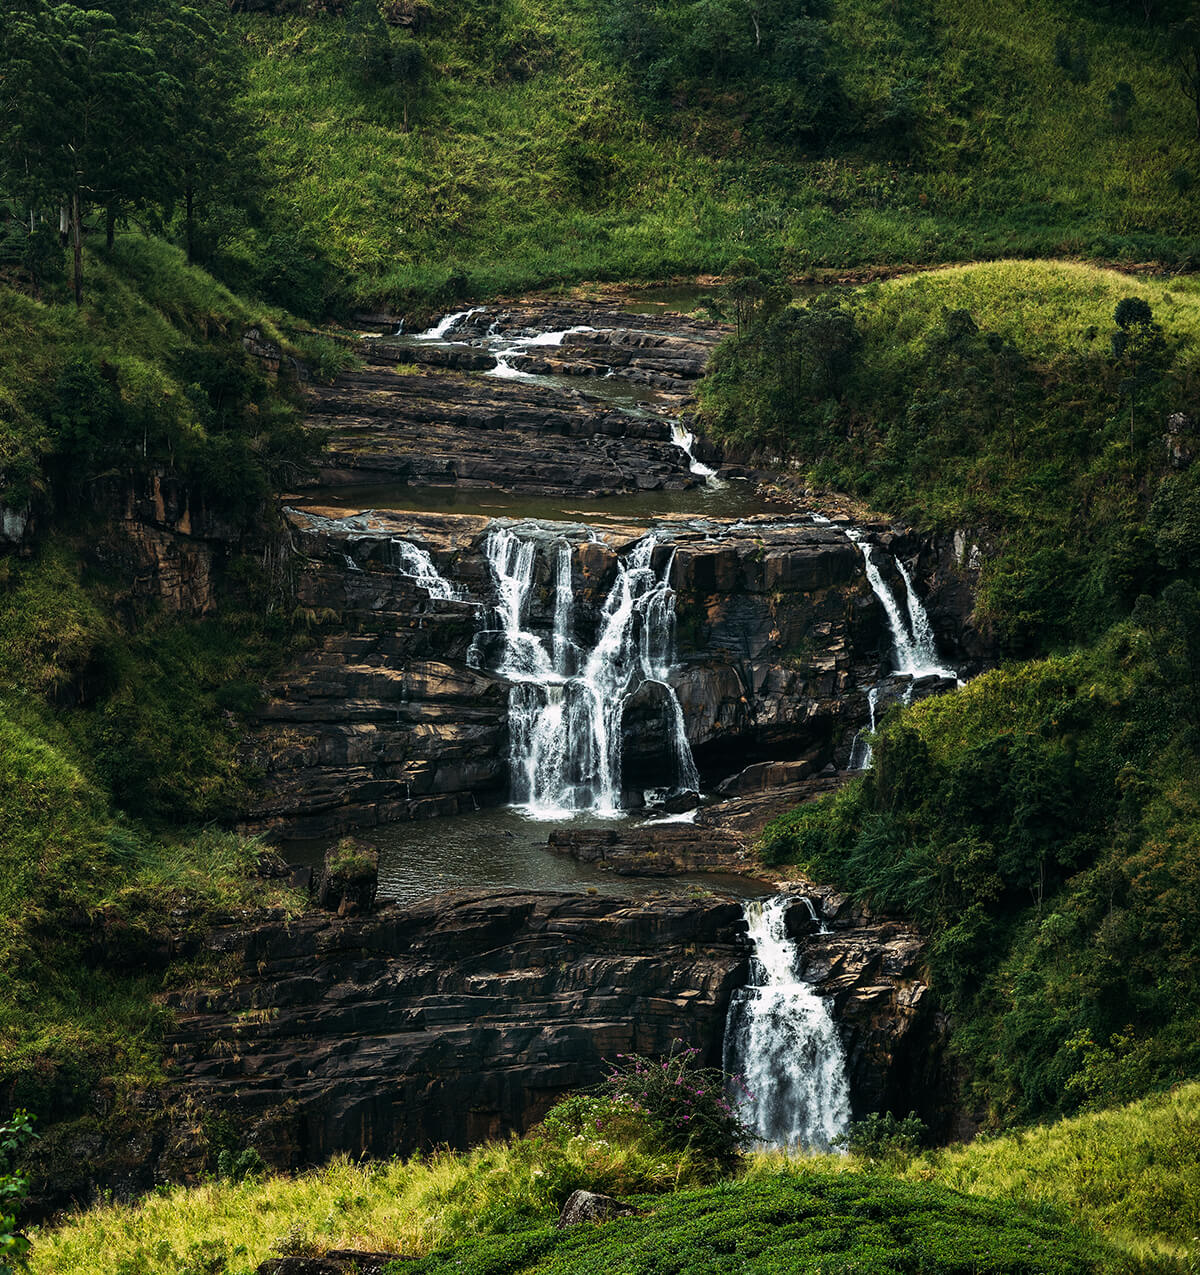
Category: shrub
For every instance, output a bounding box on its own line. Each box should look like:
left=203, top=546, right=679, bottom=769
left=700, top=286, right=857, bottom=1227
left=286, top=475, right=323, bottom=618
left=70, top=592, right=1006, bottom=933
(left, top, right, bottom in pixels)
left=0, top=1110, right=35, bottom=1271
left=835, top=1110, right=927, bottom=1164
left=596, top=1042, right=754, bottom=1173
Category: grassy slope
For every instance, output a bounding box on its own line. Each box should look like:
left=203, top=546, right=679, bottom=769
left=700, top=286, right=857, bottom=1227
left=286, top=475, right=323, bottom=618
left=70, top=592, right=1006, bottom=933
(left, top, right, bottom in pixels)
left=0, top=240, right=322, bottom=1131
left=235, top=0, right=1200, bottom=308
left=702, top=260, right=1200, bottom=649
left=30, top=1085, right=1200, bottom=1273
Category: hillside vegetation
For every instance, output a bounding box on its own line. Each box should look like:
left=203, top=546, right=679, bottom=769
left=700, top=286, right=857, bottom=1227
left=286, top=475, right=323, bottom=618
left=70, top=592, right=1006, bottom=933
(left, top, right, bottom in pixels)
left=234, top=0, right=1200, bottom=309
left=697, top=259, right=1200, bottom=1124
left=0, top=235, right=327, bottom=1152
left=30, top=1083, right=1200, bottom=1273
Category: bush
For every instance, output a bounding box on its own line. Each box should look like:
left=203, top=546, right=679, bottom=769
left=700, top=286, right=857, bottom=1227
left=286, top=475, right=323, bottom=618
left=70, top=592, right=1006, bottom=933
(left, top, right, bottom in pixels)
left=836, top=1110, right=927, bottom=1164
left=0, top=1110, right=33, bottom=1270
left=595, top=1043, right=754, bottom=1173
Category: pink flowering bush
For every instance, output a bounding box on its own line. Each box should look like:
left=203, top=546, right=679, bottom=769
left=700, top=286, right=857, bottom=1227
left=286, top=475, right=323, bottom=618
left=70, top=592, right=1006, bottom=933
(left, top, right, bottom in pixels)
left=598, top=1041, right=754, bottom=1172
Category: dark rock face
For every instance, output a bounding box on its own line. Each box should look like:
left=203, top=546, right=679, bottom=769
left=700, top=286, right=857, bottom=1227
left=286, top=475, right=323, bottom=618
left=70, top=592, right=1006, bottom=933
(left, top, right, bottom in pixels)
left=309, top=367, right=698, bottom=497
left=162, top=890, right=748, bottom=1170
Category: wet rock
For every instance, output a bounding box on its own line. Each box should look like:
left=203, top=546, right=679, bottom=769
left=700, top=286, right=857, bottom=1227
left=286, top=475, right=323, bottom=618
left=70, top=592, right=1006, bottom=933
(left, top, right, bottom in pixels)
left=557, top=1189, right=641, bottom=1227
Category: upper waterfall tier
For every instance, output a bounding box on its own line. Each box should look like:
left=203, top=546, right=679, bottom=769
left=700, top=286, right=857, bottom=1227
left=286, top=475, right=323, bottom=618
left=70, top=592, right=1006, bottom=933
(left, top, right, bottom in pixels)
left=246, top=508, right=968, bottom=839
left=469, top=527, right=699, bottom=818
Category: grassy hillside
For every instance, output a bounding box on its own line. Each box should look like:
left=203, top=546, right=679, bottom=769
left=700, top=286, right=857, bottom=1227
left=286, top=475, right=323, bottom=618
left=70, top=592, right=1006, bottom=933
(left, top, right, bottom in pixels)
left=0, top=238, right=328, bottom=1145
left=30, top=1084, right=1199, bottom=1273
left=233, top=0, right=1200, bottom=309
left=701, top=260, right=1200, bottom=651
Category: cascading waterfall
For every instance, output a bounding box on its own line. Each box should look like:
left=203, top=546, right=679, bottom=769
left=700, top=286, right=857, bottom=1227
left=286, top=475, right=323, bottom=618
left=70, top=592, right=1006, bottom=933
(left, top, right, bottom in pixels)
left=470, top=527, right=700, bottom=819
left=285, top=509, right=465, bottom=602
left=723, top=895, right=851, bottom=1152
left=841, top=526, right=952, bottom=678
left=848, top=686, right=879, bottom=770
left=388, top=538, right=465, bottom=602
left=670, top=422, right=725, bottom=487
left=414, top=306, right=486, bottom=341
left=488, top=325, right=596, bottom=380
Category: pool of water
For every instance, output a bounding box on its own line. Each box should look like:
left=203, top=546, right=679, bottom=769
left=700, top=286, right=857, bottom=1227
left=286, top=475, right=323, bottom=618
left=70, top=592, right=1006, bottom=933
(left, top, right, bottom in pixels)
left=287, top=807, right=770, bottom=904
left=289, top=482, right=791, bottom=523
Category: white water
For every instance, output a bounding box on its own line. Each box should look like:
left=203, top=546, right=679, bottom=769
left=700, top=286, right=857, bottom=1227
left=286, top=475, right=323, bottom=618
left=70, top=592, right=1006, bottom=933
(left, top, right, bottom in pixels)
left=388, top=538, right=466, bottom=602
left=839, top=525, right=955, bottom=679
left=285, top=509, right=465, bottom=602
left=670, top=422, right=725, bottom=487
left=470, top=528, right=700, bottom=819
left=413, top=306, right=486, bottom=341
left=848, top=685, right=879, bottom=770
left=487, top=325, right=596, bottom=380
left=724, top=895, right=851, bottom=1152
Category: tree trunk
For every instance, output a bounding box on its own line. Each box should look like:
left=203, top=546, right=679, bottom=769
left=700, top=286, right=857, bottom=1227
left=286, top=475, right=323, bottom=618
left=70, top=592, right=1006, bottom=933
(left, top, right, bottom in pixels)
left=71, top=192, right=83, bottom=307
left=106, top=204, right=115, bottom=249
left=185, top=183, right=195, bottom=264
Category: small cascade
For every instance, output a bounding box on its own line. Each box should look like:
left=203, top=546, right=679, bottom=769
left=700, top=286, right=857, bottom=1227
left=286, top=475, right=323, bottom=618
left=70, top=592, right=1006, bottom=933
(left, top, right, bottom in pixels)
left=848, top=686, right=879, bottom=770
left=414, top=306, right=486, bottom=341
left=285, top=509, right=465, bottom=602
left=670, top=422, right=725, bottom=487
left=388, top=538, right=466, bottom=602
left=724, top=895, right=851, bottom=1152
left=841, top=525, right=953, bottom=679
left=487, top=325, right=596, bottom=380
left=470, top=527, right=699, bottom=819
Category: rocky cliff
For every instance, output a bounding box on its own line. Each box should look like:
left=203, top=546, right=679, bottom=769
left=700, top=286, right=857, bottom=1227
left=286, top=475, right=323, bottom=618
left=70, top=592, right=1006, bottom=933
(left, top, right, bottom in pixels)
left=242, top=510, right=925, bottom=839
left=162, top=890, right=747, bottom=1169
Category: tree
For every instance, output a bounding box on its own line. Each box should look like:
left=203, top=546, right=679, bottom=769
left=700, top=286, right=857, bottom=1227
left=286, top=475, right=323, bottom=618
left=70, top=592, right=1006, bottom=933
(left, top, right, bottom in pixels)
left=0, top=2, right=173, bottom=303
left=1111, top=297, right=1169, bottom=447
left=141, top=0, right=262, bottom=265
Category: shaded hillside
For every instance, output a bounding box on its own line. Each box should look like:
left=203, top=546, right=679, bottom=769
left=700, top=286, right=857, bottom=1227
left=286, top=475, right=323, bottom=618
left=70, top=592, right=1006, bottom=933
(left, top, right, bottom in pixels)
left=234, top=0, right=1200, bottom=307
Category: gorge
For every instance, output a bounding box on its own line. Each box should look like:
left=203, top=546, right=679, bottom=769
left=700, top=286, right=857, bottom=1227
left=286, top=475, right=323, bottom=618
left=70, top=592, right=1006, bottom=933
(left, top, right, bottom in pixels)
left=162, top=298, right=971, bottom=1172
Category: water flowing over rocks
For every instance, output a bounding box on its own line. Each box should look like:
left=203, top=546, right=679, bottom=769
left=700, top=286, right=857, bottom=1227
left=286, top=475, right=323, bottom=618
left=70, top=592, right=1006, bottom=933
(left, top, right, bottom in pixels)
left=243, top=510, right=910, bottom=839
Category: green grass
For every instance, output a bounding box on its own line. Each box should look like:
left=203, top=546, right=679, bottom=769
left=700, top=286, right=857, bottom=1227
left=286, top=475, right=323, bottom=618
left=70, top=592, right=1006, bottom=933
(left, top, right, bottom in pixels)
left=229, top=0, right=1200, bottom=310
left=32, top=1084, right=1200, bottom=1274
left=700, top=259, right=1200, bottom=650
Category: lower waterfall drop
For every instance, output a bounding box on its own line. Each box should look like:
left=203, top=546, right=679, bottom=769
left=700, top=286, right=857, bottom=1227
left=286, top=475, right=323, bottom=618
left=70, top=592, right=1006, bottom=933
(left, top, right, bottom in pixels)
left=723, top=895, right=851, bottom=1152
left=471, top=527, right=700, bottom=819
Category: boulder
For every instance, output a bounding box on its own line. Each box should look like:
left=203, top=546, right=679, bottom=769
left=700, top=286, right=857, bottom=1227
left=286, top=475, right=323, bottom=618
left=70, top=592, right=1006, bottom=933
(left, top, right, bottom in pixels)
left=556, top=1189, right=641, bottom=1228
left=317, top=838, right=379, bottom=916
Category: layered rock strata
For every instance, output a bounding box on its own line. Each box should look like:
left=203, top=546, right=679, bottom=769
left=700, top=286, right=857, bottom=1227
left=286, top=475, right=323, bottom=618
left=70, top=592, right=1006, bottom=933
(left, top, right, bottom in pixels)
left=162, top=890, right=747, bottom=1167
left=244, top=511, right=888, bottom=839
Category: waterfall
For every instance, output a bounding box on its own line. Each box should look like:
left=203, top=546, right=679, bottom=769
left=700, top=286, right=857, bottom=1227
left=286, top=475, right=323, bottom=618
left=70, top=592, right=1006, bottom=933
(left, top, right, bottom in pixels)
left=388, top=538, right=465, bottom=601
left=670, top=422, right=725, bottom=487
left=471, top=527, right=699, bottom=819
left=837, top=525, right=955, bottom=679
left=414, top=306, right=486, bottom=340
left=487, top=325, right=595, bottom=380
left=848, top=686, right=879, bottom=770
left=285, top=509, right=465, bottom=602
left=724, top=895, right=851, bottom=1152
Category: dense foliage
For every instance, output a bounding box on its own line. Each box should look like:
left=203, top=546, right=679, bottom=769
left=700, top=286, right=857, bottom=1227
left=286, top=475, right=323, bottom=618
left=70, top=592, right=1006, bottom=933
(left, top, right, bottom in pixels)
left=761, top=607, right=1200, bottom=1123
left=700, top=260, right=1200, bottom=652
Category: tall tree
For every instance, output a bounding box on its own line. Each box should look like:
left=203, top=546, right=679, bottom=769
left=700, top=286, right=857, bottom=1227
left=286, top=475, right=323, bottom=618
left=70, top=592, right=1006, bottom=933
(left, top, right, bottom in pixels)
left=0, top=2, right=171, bottom=302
